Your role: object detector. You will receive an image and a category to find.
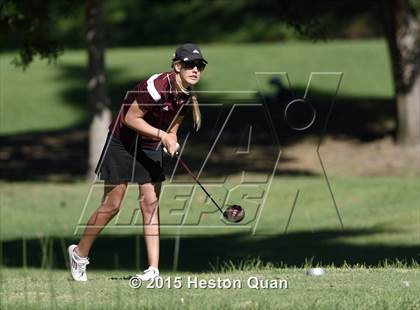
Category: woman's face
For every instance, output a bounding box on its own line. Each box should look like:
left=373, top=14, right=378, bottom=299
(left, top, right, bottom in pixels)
left=175, top=60, right=205, bottom=87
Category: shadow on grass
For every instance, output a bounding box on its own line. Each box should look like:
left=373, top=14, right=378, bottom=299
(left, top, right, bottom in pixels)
left=2, top=229, right=418, bottom=272
left=0, top=64, right=149, bottom=181
left=0, top=64, right=396, bottom=181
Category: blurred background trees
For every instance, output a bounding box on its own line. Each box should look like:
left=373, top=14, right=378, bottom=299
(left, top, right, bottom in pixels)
left=85, top=0, right=111, bottom=179
left=1, top=0, right=419, bottom=177
left=382, top=0, right=420, bottom=145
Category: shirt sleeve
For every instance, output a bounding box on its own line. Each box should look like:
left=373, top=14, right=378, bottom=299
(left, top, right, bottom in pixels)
left=123, top=82, right=157, bottom=113
left=135, top=73, right=166, bottom=112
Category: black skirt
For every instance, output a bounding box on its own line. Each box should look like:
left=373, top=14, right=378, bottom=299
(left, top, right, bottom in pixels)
left=94, top=133, right=165, bottom=184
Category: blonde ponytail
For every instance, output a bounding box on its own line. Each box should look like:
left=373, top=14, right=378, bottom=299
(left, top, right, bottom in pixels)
left=191, top=94, right=201, bottom=131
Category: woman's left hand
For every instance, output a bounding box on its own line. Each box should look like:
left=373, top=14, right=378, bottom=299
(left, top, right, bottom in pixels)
left=161, top=132, right=178, bottom=157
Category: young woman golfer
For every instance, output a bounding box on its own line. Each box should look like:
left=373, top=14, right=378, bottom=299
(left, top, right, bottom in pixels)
left=68, top=43, right=207, bottom=282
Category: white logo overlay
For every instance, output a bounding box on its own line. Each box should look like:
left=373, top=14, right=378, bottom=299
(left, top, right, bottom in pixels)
left=128, top=276, right=288, bottom=290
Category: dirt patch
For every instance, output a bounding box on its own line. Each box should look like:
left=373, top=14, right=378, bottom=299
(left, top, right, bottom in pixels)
left=279, top=136, right=420, bottom=177
left=1, top=126, right=418, bottom=181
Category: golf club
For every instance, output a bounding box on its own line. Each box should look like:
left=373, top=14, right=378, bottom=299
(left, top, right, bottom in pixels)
left=164, top=144, right=245, bottom=223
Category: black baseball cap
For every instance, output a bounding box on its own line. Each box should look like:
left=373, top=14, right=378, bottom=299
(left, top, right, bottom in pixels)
left=172, top=43, right=208, bottom=64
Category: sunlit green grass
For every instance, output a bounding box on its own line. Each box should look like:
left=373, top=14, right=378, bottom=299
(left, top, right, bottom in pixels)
left=1, top=266, right=419, bottom=309
left=1, top=176, right=418, bottom=244
left=1, top=39, right=394, bottom=134
left=1, top=176, right=419, bottom=309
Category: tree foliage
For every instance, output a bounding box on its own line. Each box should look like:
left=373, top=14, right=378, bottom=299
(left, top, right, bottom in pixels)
left=0, top=0, right=85, bottom=68
left=1, top=0, right=384, bottom=68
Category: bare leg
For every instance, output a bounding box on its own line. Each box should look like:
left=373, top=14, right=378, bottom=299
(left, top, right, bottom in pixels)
left=76, top=182, right=127, bottom=257
left=139, top=182, right=161, bottom=268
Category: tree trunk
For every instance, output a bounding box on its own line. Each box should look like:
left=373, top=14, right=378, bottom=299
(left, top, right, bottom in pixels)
left=86, top=0, right=112, bottom=179
left=383, top=0, right=420, bottom=146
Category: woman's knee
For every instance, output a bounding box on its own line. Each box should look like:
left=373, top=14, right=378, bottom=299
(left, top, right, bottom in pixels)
left=101, top=183, right=127, bottom=215
left=99, top=201, right=122, bottom=216
left=139, top=183, right=160, bottom=215
left=140, top=195, right=159, bottom=215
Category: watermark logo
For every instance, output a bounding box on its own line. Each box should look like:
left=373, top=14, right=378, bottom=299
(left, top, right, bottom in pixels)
left=75, top=71, right=344, bottom=237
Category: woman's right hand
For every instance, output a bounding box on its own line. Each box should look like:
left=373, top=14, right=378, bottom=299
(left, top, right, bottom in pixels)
left=161, top=132, right=178, bottom=156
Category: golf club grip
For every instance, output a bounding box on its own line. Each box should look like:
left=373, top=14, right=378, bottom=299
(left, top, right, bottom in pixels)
left=178, top=159, right=224, bottom=213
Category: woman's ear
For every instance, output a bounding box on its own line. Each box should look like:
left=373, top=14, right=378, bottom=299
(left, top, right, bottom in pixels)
left=173, top=62, right=182, bottom=73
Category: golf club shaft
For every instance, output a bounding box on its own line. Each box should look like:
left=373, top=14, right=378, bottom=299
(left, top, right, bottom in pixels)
left=178, top=158, right=224, bottom=214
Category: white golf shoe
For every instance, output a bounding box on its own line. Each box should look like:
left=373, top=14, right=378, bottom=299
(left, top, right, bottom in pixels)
left=136, top=266, right=159, bottom=281
left=68, top=244, right=90, bottom=282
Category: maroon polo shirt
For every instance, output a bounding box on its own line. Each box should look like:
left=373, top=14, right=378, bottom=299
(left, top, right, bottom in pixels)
left=109, top=71, right=190, bottom=149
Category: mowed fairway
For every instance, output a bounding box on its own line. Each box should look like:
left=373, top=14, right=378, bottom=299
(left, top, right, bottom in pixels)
left=1, top=267, right=420, bottom=310
left=1, top=177, right=419, bottom=309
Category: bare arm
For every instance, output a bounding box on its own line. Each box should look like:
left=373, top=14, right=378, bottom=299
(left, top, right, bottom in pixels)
left=123, top=100, right=161, bottom=139
left=168, top=115, right=184, bottom=136
left=122, top=100, right=178, bottom=155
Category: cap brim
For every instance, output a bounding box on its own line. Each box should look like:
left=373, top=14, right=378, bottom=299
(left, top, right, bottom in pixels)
left=188, top=55, right=208, bottom=64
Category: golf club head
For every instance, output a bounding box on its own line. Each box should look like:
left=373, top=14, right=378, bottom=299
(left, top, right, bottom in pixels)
left=222, top=205, right=245, bottom=223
